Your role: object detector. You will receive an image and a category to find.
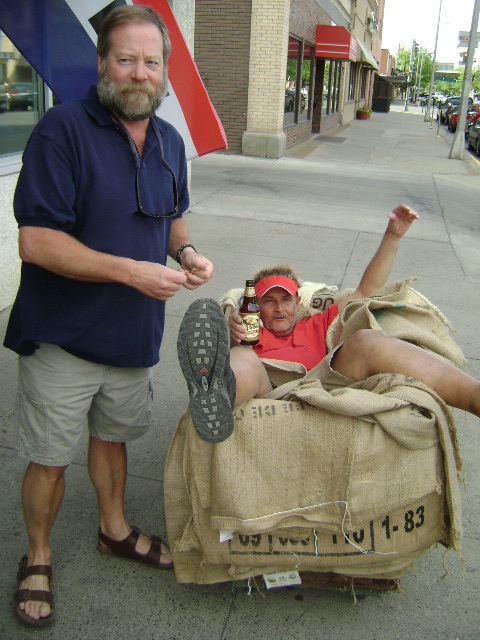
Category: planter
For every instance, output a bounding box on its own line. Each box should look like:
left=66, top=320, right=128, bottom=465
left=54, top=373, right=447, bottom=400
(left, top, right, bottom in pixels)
left=356, top=110, right=371, bottom=120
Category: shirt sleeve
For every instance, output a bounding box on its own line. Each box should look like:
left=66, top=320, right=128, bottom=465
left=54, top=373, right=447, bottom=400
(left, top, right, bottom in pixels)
left=14, top=129, right=77, bottom=231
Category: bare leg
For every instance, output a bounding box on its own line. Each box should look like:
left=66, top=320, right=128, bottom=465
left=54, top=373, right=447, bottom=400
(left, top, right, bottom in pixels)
left=88, top=435, right=171, bottom=564
left=230, top=345, right=273, bottom=405
left=333, top=329, right=480, bottom=416
left=19, top=462, right=66, bottom=621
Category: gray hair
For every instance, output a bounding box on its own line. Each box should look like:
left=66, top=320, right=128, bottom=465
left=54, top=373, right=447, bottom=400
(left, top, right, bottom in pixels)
left=253, top=264, right=302, bottom=289
left=97, top=5, right=171, bottom=72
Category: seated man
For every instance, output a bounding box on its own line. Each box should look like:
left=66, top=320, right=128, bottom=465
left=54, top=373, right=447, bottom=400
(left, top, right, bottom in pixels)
left=177, top=204, right=480, bottom=443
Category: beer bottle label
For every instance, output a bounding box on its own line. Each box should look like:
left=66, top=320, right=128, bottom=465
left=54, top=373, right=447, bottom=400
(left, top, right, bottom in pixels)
left=241, top=313, right=260, bottom=342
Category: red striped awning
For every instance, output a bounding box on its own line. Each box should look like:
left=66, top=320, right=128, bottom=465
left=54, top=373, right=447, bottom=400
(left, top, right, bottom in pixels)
left=315, top=25, right=357, bottom=62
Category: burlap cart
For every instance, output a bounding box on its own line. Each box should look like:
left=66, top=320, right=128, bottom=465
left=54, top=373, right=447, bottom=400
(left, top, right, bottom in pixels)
left=164, top=279, right=463, bottom=588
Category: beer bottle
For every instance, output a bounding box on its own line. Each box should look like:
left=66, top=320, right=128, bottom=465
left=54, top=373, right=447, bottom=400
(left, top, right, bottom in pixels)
left=239, top=279, right=260, bottom=346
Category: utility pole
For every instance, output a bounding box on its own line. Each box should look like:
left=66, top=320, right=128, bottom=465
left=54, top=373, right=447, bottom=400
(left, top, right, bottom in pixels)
left=415, top=49, right=425, bottom=103
left=450, top=0, right=480, bottom=159
left=404, top=40, right=416, bottom=111
left=425, top=0, right=443, bottom=122
left=417, top=50, right=425, bottom=102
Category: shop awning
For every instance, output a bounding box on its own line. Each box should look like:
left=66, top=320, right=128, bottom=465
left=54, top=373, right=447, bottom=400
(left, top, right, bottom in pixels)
left=355, top=38, right=379, bottom=70
left=315, top=25, right=357, bottom=62
left=379, top=74, right=406, bottom=84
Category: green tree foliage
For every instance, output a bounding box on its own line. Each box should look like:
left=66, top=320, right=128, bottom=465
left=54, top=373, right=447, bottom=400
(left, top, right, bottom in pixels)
left=394, top=47, right=433, bottom=93
left=434, top=65, right=480, bottom=97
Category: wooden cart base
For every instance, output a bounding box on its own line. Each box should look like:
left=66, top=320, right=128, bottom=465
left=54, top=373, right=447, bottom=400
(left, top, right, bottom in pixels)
left=239, top=572, right=400, bottom=594
left=299, top=572, right=399, bottom=592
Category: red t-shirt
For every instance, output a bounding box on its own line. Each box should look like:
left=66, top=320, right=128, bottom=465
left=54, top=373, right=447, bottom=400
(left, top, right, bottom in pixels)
left=253, top=304, right=339, bottom=370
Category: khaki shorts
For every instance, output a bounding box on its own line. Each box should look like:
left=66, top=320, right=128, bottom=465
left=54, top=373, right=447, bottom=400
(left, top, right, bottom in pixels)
left=263, top=342, right=353, bottom=400
left=16, top=343, right=153, bottom=466
left=305, top=342, right=354, bottom=391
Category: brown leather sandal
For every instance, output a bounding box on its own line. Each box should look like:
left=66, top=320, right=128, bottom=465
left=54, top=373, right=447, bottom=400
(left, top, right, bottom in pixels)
left=97, top=525, right=173, bottom=570
left=14, top=555, right=54, bottom=627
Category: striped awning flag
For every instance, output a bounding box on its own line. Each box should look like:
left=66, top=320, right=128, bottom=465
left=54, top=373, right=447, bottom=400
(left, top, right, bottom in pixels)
left=0, top=0, right=227, bottom=158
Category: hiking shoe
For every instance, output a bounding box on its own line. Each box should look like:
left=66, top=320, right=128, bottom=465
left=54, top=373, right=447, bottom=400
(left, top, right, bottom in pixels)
left=177, top=298, right=236, bottom=443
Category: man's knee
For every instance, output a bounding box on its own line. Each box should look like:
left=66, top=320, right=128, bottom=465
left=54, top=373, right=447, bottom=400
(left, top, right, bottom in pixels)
left=332, top=329, right=388, bottom=380
left=343, top=328, right=388, bottom=351
left=230, top=346, right=271, bottom=401
left=230, top=345, right=263, bottom=368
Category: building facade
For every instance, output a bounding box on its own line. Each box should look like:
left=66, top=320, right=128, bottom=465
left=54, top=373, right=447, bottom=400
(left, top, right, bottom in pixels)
left=195, top=0, right=384, bottom=157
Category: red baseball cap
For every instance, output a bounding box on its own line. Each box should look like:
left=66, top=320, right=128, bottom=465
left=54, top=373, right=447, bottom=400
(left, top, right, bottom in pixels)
left=255, top=275, right=298, bottom=299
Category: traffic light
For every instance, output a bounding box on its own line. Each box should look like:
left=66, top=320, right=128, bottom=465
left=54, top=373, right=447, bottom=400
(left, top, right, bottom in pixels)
left=413, top=40, right=419, bottom=56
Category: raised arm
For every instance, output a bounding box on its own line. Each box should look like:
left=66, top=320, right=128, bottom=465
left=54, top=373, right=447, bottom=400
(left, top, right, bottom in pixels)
left=337, top=204, right=419, bottom=314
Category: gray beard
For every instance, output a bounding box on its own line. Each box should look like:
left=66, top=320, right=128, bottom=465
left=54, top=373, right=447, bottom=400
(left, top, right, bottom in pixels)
left=97, top=74, right=166, bottom=121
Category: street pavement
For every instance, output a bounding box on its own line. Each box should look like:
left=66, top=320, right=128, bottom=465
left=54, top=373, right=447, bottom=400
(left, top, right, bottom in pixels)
left=1, top=100, right=479, bottom=639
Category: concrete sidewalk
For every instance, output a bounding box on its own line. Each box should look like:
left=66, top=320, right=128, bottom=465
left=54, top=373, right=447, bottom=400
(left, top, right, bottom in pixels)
left=1, top=101, right=479, bottom=640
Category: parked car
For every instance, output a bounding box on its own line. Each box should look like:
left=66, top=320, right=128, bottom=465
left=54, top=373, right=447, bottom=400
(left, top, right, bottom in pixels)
left=444, top=97, right=474, bottom=126
left=439, top=96, right=459, bottom=124
left=465, top=111, right=480, bottom=139
left=5, top=82, right=36, bottom=110
left=433, top=92, right=446, bottom=106
left=447, top=107, right=459, bottom=131
left=447, top=101, right=479, bottom=132
left=0, top=82, right=8, bottom=112
left=439, top=96, right=460, bottom=124
left=467, top=120, right=480, bottom=156
left=448, top=103, right=480, bottom=138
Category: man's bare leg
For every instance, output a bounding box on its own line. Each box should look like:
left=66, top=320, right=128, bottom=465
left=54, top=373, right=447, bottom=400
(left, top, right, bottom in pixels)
left=332, top=329, right=480, bottom=416
left=230, top=345, right=273, bottom=405
left=88, top=436, right=172, bottom=565
left=19, top=462, right=65, bottom=621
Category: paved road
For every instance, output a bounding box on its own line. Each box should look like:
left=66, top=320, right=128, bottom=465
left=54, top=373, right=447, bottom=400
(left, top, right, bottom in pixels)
left=1, top=101, right=479, bottom=639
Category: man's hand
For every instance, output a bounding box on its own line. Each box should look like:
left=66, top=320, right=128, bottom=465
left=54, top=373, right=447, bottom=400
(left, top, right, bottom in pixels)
left=387, top=204, right=419, bottom=238
left=228, top=309, right=246, bottom=345
left=179, top=251, right=214, bottom=290
left=130, top=262, right=189, bottom=300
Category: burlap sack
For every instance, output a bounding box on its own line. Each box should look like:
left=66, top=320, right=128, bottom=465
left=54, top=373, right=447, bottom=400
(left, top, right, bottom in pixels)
left=331, top=279, right=465, bottom=366
left=165, top=374, right=462, bottom=584
left=165, top=280, right=463, bottom=585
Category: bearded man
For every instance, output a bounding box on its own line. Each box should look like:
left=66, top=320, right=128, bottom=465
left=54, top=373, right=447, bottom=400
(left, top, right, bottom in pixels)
left=4, top=5, right=214, bottom=627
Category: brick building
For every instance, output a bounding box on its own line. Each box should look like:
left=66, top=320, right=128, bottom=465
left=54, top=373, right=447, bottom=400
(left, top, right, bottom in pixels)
left=195, top=0, right=384, bottom=157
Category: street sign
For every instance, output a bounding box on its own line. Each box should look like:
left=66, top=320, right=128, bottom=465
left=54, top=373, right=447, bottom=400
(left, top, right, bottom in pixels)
left=435, top=71, right=459, bottom=82
left=458, top=31, right=480, bottom=47
left=0, top=51, right=16, bottom=59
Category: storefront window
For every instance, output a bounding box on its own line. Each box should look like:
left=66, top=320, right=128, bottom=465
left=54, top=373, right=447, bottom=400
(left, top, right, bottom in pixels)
left=0, top=31, right=44, bottom=158
left=284, top=36, right=313, bottom=126
left=360, top=67, right=368, bottom=100
left=322, top=60, right=342, bottom=115
left=348, top=63, right=356, bottom=101
left=298, top=43, right=313, bottom=124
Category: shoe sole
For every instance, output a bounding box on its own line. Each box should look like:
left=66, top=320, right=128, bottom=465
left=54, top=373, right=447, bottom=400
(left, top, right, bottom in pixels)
left=177, top=298, right=234, bottom=443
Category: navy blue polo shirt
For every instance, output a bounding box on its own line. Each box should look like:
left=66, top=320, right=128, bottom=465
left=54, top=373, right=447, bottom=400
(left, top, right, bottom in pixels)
left=4, top=87, right=189, bottom=367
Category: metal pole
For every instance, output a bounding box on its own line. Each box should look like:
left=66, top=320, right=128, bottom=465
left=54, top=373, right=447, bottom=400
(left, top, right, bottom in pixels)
left=418, top=51, right=425, bottom=106
left=449, top=0, right=480, bottom=159
left=404, top=40, right=415, bottom=111
left=425, top=0, right=443, bottom=122
left=415, top=50, right=423, bottom=104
